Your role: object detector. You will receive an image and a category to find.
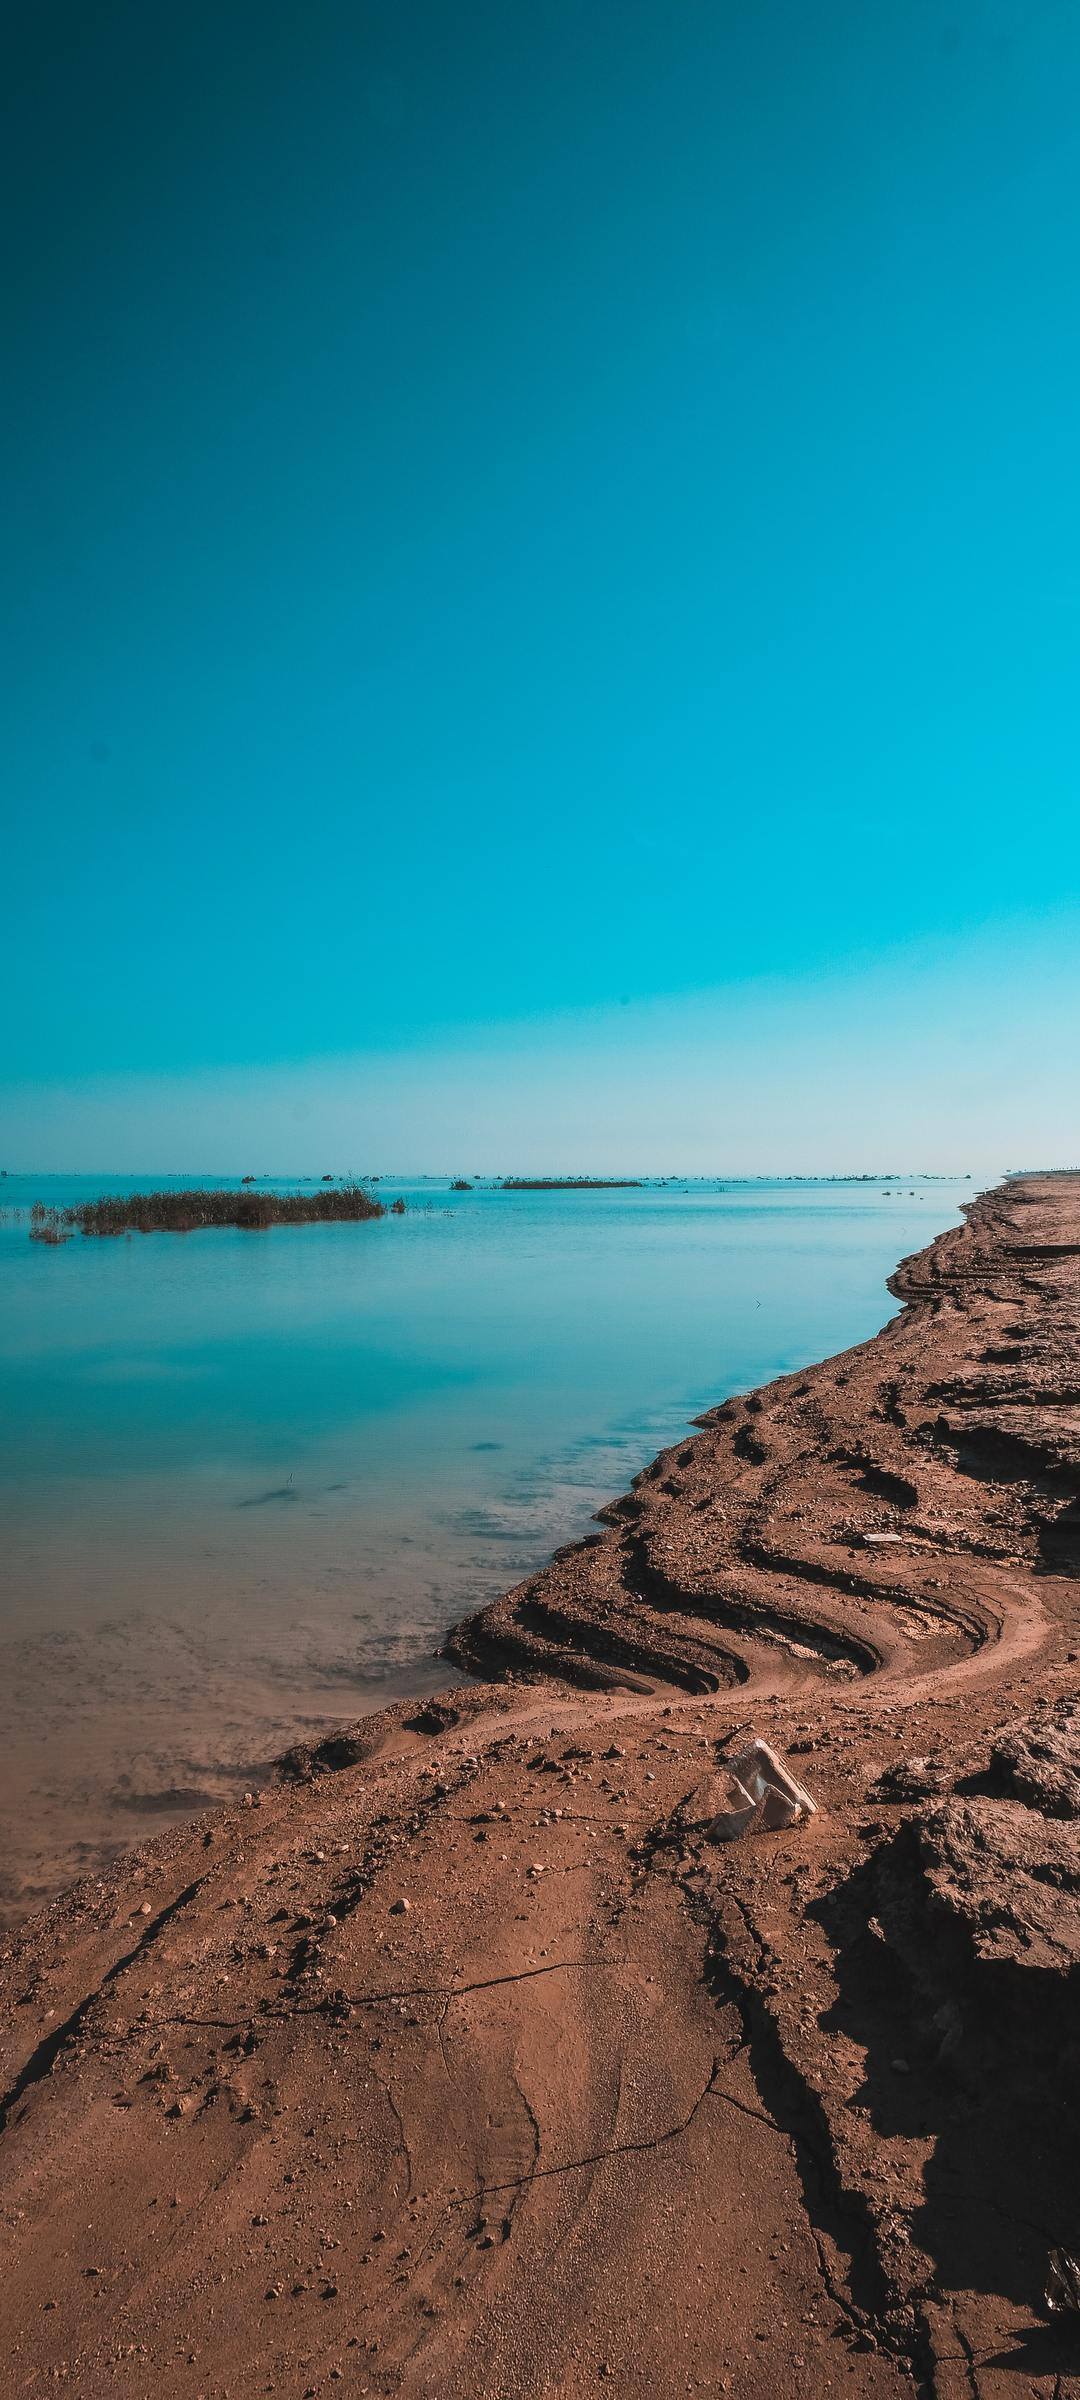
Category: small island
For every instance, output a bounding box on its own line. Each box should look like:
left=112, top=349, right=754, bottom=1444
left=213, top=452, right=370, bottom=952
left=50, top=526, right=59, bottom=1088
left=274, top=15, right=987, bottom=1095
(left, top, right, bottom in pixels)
left=29, top=1183, right=386, bottom=1238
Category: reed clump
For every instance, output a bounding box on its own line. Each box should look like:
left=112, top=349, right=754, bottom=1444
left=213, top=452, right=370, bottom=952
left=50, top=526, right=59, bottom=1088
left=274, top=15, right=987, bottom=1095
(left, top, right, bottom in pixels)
left=28, top=1207, right=73, bottom=1244
left=29, top=1185, right=387, bottom=1238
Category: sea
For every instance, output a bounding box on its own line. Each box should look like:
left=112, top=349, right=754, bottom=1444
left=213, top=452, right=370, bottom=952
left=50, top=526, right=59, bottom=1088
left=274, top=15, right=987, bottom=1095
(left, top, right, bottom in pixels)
left=0, top=1170, right=976, bottom=1917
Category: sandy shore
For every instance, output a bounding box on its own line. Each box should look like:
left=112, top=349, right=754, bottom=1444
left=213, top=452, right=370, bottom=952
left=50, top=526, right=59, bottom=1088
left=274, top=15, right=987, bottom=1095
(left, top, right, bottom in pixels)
left=2, top=1174, right=1079, bottom=2397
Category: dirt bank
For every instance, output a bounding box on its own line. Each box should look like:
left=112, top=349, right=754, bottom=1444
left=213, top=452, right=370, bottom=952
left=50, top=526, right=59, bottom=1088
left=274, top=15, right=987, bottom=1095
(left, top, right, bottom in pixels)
left=2, top=1174, right=1079, bottom=2398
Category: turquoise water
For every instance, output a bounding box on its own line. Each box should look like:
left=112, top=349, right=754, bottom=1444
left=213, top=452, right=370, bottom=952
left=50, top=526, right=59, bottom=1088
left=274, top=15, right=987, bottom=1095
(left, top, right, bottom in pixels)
left=0, top=1172, right=972, bottom=1913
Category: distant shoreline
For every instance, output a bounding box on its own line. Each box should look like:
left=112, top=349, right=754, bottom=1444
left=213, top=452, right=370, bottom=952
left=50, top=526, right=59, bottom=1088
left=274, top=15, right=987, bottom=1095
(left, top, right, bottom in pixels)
left=500, top=1176, right=643, bottom=1190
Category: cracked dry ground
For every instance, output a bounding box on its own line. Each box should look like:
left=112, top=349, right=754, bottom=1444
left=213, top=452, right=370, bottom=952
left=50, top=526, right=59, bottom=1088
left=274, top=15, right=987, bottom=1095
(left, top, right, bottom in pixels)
left=4, top=1176, right=1080, bottom=2400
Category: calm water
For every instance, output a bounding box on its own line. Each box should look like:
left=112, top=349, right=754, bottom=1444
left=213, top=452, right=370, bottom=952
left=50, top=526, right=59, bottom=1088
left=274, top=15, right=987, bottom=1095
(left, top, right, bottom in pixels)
left=0, top=1172, right=974, bottom=1915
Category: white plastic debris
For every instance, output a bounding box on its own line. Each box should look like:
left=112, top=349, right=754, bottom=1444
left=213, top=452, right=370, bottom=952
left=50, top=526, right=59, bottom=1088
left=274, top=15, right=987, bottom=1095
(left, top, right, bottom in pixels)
left=1045, top=2249, right=1080, bottom=2315
left=711, top=1737, right=818, bottom=1842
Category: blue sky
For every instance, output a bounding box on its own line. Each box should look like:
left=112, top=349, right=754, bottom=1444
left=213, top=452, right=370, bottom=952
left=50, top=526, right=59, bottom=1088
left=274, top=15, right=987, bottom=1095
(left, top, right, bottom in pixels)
left=5, top=1, right=1080, bottom=1167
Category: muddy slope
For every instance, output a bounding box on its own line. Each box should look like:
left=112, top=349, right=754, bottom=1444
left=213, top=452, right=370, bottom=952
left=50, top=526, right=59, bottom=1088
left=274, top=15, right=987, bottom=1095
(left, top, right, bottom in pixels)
left=2, top=1173, right=1079, bottom=2400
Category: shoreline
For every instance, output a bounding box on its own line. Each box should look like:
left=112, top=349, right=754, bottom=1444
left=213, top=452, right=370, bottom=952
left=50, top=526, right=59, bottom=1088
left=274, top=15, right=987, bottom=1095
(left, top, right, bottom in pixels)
left=1, top=1177, right=969, bottom=1926
left=2, top=1174, right=1079, bottom=2395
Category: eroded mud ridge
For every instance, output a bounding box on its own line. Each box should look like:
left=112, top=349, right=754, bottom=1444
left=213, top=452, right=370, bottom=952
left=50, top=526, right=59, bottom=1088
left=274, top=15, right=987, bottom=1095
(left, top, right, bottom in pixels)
left=2, top=1175, right=1079, bottom=2399
left=449, top=1174, right=1080, bottom=1698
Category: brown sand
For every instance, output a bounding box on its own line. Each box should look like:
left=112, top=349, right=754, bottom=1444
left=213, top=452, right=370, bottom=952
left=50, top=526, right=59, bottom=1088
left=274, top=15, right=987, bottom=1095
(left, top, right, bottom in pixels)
left=2, top=1173, right=1080, bottom=2398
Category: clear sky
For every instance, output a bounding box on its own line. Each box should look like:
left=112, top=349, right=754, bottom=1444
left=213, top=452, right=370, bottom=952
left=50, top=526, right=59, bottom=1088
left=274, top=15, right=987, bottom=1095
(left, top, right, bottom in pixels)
left=4, top=0, right=1080, bottom=1171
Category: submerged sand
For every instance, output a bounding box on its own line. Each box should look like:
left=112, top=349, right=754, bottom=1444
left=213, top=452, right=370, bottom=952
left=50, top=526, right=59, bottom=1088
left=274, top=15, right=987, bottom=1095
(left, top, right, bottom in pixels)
left=2, top=1174, right=1079, bottom=2396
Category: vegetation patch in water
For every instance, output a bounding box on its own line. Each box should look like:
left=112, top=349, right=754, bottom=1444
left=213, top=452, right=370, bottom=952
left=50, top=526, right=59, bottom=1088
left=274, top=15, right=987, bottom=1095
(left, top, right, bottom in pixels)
left=29, top=1184, right=387, bottom=1238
